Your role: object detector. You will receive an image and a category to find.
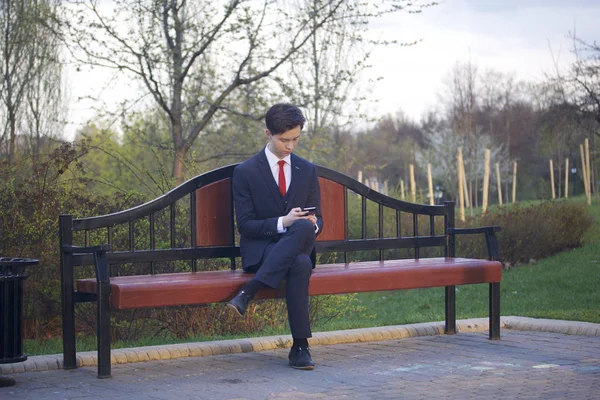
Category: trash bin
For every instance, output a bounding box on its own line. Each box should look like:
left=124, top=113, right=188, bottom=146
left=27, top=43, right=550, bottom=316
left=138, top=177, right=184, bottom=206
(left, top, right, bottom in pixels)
left=0, top=257, right=38, bottom=387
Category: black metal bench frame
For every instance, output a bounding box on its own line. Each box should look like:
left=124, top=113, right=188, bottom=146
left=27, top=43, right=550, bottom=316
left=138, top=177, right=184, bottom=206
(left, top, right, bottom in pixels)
left=59, top=165, right=501, bottom=378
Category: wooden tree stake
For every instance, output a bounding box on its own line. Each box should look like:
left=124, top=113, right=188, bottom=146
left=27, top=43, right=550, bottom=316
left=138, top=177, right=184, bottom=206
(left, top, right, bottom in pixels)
left=400, top=179, right=405, bottom=200
left=585, top=138, right=592, bottom=205
left=458, top=148, right=465, bottom=222
left=580, top=144, right=589, bottom=199
left=565, top=158, right=569, bottom=198
left=427, top=163, right=434, bottom=205
left=496, top=162, right=503, bottom=205
left=461, top=162, right=471, bottom=208
left=512, top=161, right=517, bottom=203
left=409, top=164, right=416, bottom=203
left=482, top=149, right=490, bottom=214
left=549, top=159, right=555, bottom=199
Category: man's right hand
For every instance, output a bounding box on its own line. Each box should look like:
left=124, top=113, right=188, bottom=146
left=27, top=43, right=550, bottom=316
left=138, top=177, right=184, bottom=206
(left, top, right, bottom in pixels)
left=282, top=207, right=310, bottom=228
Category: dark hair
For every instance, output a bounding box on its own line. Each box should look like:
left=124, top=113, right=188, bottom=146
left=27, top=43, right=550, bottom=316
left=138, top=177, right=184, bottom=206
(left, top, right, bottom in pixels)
left=265, top=103, right=306, bottom=135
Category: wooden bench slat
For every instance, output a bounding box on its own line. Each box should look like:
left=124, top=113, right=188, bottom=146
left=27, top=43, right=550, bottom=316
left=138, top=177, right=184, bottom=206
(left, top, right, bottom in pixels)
left=76, top=258, right=501, bottom=310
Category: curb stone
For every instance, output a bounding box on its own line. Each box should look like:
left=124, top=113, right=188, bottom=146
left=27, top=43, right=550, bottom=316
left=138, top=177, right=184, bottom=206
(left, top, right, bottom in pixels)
left=2, top=316, right=598, bottom=375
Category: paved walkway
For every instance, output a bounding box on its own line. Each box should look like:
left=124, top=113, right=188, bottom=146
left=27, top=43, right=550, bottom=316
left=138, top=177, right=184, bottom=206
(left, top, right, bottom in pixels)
left=2, top=317, right=599, bottom=399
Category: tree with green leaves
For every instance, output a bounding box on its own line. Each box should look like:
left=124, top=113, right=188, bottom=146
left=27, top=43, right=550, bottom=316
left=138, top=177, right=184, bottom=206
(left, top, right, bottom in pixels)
left=63, top=0, right=435, bottom=185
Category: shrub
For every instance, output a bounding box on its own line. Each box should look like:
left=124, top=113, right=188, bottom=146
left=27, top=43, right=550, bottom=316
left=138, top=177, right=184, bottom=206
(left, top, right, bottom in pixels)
left=342, top=194, right=595, bottom=267
left=456, top=201, right=595, bottom=267
left=0, top=144, right=145, bottom=340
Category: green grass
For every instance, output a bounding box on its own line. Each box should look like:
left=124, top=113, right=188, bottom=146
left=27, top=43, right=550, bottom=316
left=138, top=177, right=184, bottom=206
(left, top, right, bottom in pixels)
left=23, top=198, right=600, bottom=356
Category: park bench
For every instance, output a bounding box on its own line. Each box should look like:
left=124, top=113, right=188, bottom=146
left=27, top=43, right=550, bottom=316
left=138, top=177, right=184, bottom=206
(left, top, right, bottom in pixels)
left=59, top=164, right=502, bottom=378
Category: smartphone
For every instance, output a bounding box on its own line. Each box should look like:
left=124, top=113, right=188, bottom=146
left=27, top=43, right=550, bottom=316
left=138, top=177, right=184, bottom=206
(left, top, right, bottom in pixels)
left=302, top=206, right=317, bottom=215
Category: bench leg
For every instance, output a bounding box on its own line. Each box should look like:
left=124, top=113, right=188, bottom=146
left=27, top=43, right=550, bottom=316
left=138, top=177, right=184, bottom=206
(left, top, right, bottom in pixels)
left=97, top=281, right=111, bottom=378
left=489, top=282, right=501, bottom=340
left=61, top=301, right=77, bottom=369
left=61, top=261, right=77, bottom=370
left=444, top=286, right=457, bottom=334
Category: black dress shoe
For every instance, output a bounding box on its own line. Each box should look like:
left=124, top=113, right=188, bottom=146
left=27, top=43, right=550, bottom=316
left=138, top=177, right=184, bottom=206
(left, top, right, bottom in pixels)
left=227, top=290, right=251, bottom=316
left=288, top=346, right=315, bottom=370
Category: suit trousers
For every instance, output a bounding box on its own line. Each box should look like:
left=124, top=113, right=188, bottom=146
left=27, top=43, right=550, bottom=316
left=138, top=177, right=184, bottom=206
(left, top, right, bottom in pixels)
left=252, top=219, right=315, bottom=339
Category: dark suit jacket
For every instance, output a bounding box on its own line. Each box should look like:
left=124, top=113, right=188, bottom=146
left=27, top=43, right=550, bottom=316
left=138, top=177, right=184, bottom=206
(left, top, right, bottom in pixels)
left=232, top=150, right=323, bottom=271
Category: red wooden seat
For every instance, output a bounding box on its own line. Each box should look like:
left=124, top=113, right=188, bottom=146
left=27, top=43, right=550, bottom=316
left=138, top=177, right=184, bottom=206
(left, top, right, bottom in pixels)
left=77, top=257, right=501, bottom=310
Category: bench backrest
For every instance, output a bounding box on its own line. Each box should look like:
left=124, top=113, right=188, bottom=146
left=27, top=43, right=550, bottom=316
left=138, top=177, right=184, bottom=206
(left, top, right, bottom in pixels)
left=59, top=165, right=456, bottom=272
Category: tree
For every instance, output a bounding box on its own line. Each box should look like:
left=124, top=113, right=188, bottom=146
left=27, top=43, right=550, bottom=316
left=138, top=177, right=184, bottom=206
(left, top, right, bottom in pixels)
left=74, top=123, right=168, bottom=197
left=441, top=60, right=479, bottom=207
left=542, top=33, right=600, bottom=198
left=351, top=112, right=424, bottom=191
left=277, top=1, right=430, bottom=165
left=24, top=3, right=66, bottom=157
left=416, top=121, right=508, bottom=203
left=566, top=34, right=600, bottom=136
left=63, top=0, right=434, bottom=185
left=1, top=0, right=63, bottom=164
left=563, top=34, right=599, bottom=198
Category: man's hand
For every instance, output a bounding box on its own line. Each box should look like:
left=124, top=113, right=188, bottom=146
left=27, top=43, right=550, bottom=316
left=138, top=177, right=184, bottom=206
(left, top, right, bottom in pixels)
left=282, top=207, right=317, bottom=228
left=306, top=214, right=317, bottom=226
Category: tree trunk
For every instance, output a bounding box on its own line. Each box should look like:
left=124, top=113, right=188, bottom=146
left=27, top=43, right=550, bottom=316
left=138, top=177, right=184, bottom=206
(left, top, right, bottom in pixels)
left=171, top=100, right=186, bottom=186
left=8, top=108, right=17, bottom=166
left=173, top=146, right=187, bottom=186
left=475, top=172, right=479, bottom=208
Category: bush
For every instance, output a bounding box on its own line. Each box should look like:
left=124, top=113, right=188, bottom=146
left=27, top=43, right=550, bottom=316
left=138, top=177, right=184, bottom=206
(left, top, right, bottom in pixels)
left=342, top=193, right=595, bottom=267
left=456, top=201, right=595, bottom=267
left=0, top=144, right=145, bottom=340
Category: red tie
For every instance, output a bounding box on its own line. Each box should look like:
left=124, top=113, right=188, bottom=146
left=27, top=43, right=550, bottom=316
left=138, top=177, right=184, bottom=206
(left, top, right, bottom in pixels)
left=278, top=160, right=286, bottom=196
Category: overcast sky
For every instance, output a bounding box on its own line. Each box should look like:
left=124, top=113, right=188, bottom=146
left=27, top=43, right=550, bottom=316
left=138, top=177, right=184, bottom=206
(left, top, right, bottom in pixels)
left=64, top=0, right=600, bottom=139
left=362, top=0, right=600, bottom=122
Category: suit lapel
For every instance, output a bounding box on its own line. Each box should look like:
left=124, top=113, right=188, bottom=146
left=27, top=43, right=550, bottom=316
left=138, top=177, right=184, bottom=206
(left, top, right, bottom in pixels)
left=285, top=154, right=303, bottom=209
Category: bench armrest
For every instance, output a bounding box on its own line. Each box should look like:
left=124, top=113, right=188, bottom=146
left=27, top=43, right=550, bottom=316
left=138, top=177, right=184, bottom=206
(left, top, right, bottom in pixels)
left=448, top=226, right=501, bottom=261
left=62, top=244, right=112, bottom=283
left=61, top=244, right=112, bottom=254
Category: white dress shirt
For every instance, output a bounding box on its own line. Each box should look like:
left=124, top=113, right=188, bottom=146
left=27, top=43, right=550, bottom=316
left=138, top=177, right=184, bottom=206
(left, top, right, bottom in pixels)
left=264, top=145, right=318, bottom=234
left=265, top=145, right=291, bottom=233
left=265, top=145, right=291, bottom=193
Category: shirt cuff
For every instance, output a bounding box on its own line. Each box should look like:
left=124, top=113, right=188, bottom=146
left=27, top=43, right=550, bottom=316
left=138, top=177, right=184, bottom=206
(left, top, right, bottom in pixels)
left=315, top=222, right=319, bottom=234
left=277, top=217, right=286, bottom=233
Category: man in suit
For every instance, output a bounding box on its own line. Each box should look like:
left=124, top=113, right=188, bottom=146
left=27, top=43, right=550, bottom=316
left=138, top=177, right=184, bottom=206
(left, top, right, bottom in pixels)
left=228, top=103, right=323, bottom=370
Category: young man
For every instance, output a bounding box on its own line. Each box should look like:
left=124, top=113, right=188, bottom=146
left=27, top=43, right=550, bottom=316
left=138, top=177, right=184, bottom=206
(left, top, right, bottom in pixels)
left=228, top=103, right=323, bottom=370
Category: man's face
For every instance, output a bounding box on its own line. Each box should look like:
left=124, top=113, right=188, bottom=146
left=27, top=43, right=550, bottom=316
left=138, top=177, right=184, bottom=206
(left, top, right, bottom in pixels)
left=266, top=125, right=301, bottom=159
